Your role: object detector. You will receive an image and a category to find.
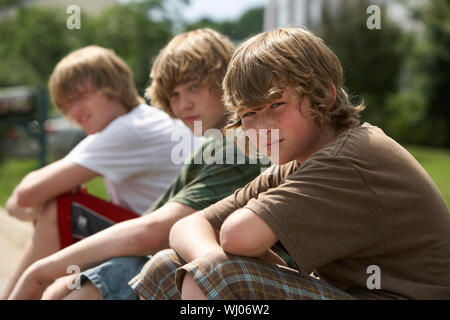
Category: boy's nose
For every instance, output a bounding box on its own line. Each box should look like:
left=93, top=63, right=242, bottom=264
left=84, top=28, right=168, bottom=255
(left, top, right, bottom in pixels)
left=68, top=103, right=84, bottom=121
left=179, top=95, right=194, bottom=111
left=255, top=112, right=277, bottom=130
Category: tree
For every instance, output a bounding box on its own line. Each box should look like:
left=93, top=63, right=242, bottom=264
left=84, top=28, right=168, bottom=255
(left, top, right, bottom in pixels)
left=0, top=7, right=77, bottom=87
left=410, top=0, right=450, bottom=147
left=82, top=3, right=174, bottom=94
left=0, top=0, right=187, bottom=102
left=317, top=2, right=406, bottom=129
left=183, top=6, right=264, bottom=42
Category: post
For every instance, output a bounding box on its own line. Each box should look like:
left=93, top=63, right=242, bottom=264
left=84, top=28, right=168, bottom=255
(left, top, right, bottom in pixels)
left=36, top=86, right=47, bottom=168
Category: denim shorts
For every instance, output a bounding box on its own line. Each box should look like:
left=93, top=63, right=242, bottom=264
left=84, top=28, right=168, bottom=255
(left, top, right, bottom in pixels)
left=80, top=256, right=151, bottom=300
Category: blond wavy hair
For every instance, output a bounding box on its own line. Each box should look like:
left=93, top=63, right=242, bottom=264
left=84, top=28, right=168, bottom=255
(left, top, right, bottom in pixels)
left=146, top=28, right=235, bottom=118
left=223, top=27, right=364, bottom=131
left=49, top=45, right=144, bottom=114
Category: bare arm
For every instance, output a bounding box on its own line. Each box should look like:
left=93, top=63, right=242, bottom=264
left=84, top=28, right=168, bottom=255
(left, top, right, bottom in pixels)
left=219, top=208, right=278, bottom=257
left=6, top=160, right=98, bottom=220
left=169, top=212, right=222, bottom=263
left=170, top=208, right=285, bottom=266
left=8, top=201, right=196, bottom=299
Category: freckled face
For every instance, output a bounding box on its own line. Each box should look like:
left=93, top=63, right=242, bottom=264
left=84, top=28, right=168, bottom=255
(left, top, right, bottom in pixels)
left=238, top=86, right=324, bottom=164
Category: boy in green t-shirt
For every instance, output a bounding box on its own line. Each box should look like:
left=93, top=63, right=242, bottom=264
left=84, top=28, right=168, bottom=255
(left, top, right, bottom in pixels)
left=8, top=28, right=264, bottom=300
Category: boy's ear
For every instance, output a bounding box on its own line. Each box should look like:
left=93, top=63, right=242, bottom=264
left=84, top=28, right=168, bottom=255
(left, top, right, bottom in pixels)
left=329, top=84, right=337, bottom=107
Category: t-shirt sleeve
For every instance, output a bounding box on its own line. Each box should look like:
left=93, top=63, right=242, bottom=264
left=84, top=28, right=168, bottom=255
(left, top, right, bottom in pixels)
left=244, top=155, right=388, bottom=275
left=168, top=161, right=262, bottom=214
left=203, top=161, right=299, bottom=230
left=65, top=120, right=160, bottom=183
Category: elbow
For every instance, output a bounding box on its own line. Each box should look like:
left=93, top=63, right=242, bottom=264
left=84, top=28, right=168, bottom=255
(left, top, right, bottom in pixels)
left=15, top=185, right=40, bottom=207
left=168, top=216, right=190, bottom=249
left=219, top=221, right=260, bottom=256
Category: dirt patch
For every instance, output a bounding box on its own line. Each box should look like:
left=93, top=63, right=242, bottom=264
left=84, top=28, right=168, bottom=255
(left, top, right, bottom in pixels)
left=0, top=208, right=33, bottom=297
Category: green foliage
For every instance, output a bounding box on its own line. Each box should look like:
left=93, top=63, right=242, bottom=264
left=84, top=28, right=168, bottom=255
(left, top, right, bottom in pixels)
left=0, top=7, right=76, bottom=87
left=317, top=2, right=407, bottom=127
left=0, top=0, right=180, bottom=100
left=184, top=7, right=264, bottom=41
left=316, top=1, right=450, bottom=147
left=81, top=4, right=173, bottom=94
left=1, top=0, right=447, bottom=149
left=0, top=0, right=22, bottom=10
left=409, top=0, right=450, bottom=147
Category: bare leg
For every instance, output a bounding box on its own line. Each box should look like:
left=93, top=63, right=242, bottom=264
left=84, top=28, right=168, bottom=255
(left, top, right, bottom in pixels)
left=180, top=273, right=207, bottom=300
left=1, top=200, right=61, bottom=299
left=63, top=280, right=101, bottom=300
left=42, top=274, right=101, bottom=300
left=41, top=275, right=76, bottom=300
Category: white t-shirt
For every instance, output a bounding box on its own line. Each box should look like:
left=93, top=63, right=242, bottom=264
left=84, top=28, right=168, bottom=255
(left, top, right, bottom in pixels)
left=65, top=104, right=194, bottom=214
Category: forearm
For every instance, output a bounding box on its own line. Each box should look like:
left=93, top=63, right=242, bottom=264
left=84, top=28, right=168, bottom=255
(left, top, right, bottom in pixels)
left=169, top=213, right=222, bottom=263
left=6, top=190, right=44, bottom=221
left=31, top=202, right=196, bottom=281
left=14, top=160, right=98, bottom=207
left=31, top=217, right=150, bottom=283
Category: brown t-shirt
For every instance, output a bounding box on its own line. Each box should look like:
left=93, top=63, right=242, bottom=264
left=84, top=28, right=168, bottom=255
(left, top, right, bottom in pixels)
left=204, top=123, right=450, bottom=299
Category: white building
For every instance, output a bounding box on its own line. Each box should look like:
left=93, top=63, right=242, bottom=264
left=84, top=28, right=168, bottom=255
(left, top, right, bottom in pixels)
left=264, top=0, right=423, bottom=32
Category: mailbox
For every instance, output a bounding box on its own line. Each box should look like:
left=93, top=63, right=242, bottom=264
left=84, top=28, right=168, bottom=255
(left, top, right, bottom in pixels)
left=0, top=86, right=48, bottom=167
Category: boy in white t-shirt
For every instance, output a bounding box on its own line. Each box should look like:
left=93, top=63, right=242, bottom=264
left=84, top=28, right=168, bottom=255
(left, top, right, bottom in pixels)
left=2, top=45, right=191, bottom=299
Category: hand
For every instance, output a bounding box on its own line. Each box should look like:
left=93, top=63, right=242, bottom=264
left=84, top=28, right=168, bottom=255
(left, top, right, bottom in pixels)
left=6, top=194, right=43, bottom=222
left=8, top=262, right=52, bottom=300
left=260, top=249, right=288, bottom=267
left=70, top=185, right=84, bottom=194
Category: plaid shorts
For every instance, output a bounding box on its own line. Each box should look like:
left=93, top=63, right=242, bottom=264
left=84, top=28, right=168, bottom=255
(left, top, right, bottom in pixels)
left=129, top=249, right=355, bottom=300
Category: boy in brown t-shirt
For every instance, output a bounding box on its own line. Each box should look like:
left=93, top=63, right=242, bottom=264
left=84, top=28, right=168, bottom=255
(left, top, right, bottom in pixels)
left=129, top=27, right=450, bottom=300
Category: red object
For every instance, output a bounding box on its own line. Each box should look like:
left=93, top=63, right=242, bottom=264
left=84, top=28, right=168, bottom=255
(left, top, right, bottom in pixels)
left=56, top=189, right=139, bottom=249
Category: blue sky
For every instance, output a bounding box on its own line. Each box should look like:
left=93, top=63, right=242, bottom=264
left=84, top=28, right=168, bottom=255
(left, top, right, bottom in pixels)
left=179, top=0, right=267, bottom=22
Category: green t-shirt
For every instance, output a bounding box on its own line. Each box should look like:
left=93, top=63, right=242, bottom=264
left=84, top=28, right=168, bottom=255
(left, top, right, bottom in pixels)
left=144, top=135, right=266, bottom=214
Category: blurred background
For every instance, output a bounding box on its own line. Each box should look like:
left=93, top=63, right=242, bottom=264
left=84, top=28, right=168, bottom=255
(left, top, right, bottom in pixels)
left=0, top=0, right=449, bottom=207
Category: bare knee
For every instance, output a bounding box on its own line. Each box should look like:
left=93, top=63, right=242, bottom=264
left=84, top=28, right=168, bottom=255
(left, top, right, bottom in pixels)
left=42, top=275, right=75, bottom=300
left=34, top=200, right=58, bottom=230
left=63, top=280, right=101, bottom=300
left=32, top=199, right=60, bottom=247
left=181, top=273, right=206, bottom=300
left=37, top=200, right=58, bottom=225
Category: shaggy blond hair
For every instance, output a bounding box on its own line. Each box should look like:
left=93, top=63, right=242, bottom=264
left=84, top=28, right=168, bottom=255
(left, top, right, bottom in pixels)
left=49, top=45, right=144, bottom=113
left=223, top=27, right=364, bottom=131
left=147, top=28, right=234, bottom=118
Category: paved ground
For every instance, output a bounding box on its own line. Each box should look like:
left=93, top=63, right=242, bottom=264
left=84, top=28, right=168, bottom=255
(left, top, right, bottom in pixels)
left=0, top=208, right=33, bottom=297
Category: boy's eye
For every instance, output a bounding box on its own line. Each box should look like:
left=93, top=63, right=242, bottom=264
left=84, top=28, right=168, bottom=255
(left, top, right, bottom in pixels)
left=241, top=111, right=256, bottom=118
left=271, top=102, right=284, bottom=109
left=189, top=82, right=200, bottom=91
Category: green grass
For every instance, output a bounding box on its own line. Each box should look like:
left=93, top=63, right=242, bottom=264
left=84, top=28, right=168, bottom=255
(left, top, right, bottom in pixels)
left=0, top=158, right=108, bottom=207
left=406, top=145, right=450, bottom=208
left=0, top=145, right=449, bottom=209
